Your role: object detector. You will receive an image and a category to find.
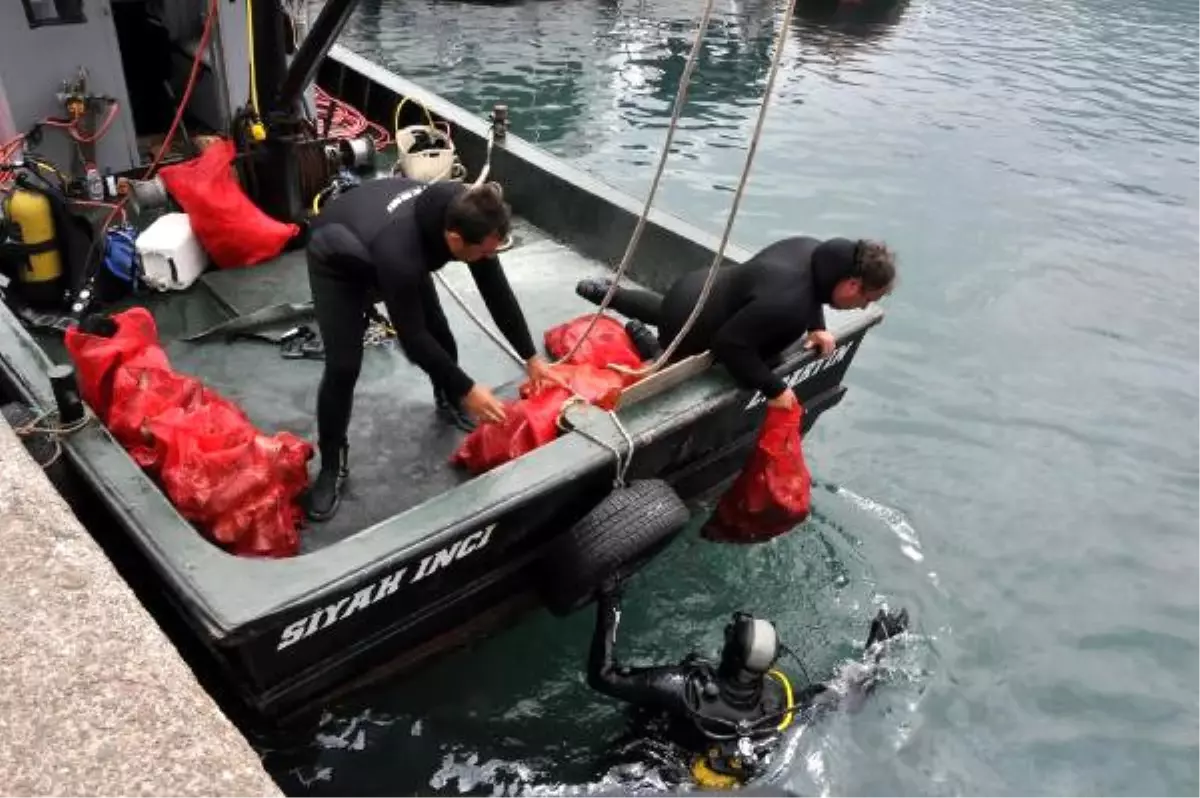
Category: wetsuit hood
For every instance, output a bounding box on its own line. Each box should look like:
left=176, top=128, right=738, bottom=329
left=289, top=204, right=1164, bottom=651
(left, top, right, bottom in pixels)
left=413, top=181, right=467, bottom=266
left=811, top=237, right=861, bottom=303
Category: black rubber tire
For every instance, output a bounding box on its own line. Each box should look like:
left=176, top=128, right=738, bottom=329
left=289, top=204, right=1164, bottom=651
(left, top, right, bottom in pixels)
left=2, top=401, right=80, bottom=500
left=541, top=479, right=691, bottom=617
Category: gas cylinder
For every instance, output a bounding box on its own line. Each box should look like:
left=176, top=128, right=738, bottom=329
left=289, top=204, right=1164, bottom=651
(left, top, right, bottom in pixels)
left=3, top=185, right=63, bottom=307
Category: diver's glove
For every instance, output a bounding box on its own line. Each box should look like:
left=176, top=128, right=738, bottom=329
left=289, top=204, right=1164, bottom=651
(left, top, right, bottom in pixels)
left=866, top=608, right=908, bottom=648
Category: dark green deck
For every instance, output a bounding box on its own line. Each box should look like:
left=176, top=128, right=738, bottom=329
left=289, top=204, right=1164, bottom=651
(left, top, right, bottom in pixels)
left=60, top=218, right=647, bottom=552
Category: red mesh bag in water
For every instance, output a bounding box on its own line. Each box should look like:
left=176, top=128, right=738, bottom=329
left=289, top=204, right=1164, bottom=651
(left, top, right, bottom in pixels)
left=450, top=362, right=626, bottom=475
left=701, top=402, right=812, bottom=544
left=64, top=307, right=313, bottom=558
left=544, top=313, right=644, bottom=373
left=157, top=137, right=299, bottom=269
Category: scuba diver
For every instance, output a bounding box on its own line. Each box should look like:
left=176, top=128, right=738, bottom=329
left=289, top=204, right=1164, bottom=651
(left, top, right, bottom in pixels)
left=302, top=176, right=556, bottom=521
left=587, top=582, right=909, bottom=789
left=575, top=236, right=896, bottom=412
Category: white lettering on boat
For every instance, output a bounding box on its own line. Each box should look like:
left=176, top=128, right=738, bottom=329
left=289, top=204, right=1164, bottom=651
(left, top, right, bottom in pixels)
left=276, top=523, right=496, bottom=651
left=744, top=341, right=854, bottom=410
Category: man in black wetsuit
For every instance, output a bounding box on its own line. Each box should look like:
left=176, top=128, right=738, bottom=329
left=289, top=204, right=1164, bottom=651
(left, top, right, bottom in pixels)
left=576, top=236, right=895, bottom=411
left=588, top=584, right=909, bottom=787
left=303, top=177, right=556, bottom=521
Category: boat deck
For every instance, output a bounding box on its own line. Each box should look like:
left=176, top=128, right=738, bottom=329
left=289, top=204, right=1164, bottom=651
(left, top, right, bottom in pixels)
left=48, top=218, right=638, bottom=553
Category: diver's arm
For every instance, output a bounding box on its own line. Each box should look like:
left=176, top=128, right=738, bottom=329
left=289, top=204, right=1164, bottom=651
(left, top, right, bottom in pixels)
left=378, top=267, right=475, bottom=400
left=587, top=590, right=689, bottom=713
left=709, top=300, right=793, bottom=401
left=799, top=608, right=910, bottom=720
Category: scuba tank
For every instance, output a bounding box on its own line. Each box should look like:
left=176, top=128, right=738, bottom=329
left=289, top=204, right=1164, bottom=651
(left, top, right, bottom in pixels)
left=2, top=180, right=64, bottom=307
left=0, top=167, right=100, bottom=316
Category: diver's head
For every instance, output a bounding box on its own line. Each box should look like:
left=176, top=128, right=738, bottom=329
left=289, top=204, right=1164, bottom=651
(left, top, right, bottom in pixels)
left=717, top=612, right=779, bottom=697
left=444, top=182, right=511, bottom=263
left=830, top=239, right=896, bottom=310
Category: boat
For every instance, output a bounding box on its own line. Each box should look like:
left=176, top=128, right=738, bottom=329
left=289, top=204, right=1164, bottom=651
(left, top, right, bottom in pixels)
left=0, top=0, right=884, bottom=724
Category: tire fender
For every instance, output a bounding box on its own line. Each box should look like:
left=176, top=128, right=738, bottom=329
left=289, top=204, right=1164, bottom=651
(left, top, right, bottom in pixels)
left=540, top=479, right=690, bottom=617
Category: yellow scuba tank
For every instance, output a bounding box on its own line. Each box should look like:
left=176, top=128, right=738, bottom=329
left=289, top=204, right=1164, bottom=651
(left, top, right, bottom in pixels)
left=3, top=184, right=64, bottom=307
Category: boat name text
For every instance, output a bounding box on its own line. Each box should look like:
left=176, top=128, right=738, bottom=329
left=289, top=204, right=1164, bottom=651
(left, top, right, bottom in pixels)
left=276, top=523, right=496, bottom=651
left=744, top=341, right=854, bottom=410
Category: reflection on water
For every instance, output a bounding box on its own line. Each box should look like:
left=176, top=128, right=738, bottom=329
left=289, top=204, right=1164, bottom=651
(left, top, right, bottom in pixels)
left=282, top=0, right=1199, bottom=795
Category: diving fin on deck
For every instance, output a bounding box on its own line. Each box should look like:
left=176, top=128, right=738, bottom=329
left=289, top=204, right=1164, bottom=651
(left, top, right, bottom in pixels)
left=181, top=300, right=316, bottom=343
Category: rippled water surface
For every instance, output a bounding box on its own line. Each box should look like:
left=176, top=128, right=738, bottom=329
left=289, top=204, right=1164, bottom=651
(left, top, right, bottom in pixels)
left=262, top=0, right=1199, bottom=794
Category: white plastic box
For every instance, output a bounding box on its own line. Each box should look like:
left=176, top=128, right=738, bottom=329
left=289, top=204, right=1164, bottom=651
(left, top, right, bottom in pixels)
left=135, top=212, right=208, bottom=291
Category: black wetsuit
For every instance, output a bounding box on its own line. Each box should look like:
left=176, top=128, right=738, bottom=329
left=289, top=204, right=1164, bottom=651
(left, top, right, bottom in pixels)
left=588, top=592, right=791, bottom=752
left=587, top=591, right=908, bottom=756
left=305, top=177, right=537, bottom=463
left=599, top=236, right=861, bottom=399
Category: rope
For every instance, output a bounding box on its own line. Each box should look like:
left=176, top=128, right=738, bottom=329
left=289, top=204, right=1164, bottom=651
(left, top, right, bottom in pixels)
left=473, top=128, right=496, bottom=188
left=313, top=86, right=391, bottom=149
left=11, top=407, right=94, bottom=470
left=551, top=0, right=717, bottom=367
left=432, top=271, right=524, bottom=365
left=556, top=395, right=637, bottom=487
left=616, top=0, right=801, bottom=379
left=433, top=271, right=636, bottom=486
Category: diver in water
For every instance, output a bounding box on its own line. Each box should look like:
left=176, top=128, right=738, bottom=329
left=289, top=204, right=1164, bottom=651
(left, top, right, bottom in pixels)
left=587, top=582, right=909, bottom=788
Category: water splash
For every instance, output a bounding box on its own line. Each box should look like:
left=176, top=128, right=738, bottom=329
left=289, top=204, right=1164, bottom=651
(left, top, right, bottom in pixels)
left=426, top=750, right=684, bottom=797
left=834, top=485, right=925, bottom=563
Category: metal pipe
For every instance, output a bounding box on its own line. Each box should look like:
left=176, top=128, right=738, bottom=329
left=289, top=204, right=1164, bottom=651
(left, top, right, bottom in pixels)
left=251, top=0, right=291, bottom=120
left=272, top=0, right=360, bottom=118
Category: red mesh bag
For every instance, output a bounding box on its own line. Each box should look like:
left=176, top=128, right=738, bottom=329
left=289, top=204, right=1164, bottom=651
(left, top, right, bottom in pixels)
left=148, top=398, right=311, bottom=558
left=108, top=363, right=207, bottom=469
left=544, top=313, right=644, bottom=373
left=451, top=362, right=626, bottom=475
left=701, top=402, right=812, bottom=544
left=157, top=137, right=299, bottom=269
left=67, top=308, right=168, bottom=419
left=65, top=307, right=312, bottom=558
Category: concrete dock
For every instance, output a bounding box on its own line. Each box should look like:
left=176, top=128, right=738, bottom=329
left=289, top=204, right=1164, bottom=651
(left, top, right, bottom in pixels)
left=0, top=417, right=283, bottom=797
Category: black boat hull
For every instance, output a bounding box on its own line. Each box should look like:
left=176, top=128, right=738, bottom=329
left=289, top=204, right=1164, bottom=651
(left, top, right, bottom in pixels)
left=195, top=328, right=871, bottom=723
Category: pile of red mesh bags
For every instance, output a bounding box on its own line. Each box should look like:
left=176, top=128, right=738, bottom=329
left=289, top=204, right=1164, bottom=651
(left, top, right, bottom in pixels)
left=451, top=313, right=644, bottom=474
left=65, top=307, right=313, bottom=557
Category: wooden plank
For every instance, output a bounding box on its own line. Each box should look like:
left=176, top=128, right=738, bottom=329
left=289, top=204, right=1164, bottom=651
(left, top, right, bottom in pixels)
left=615, top=352, right=714, bottom=409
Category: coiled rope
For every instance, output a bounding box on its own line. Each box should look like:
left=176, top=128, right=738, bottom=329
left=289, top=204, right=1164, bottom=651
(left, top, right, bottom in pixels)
left=11, top=407, right=93, bottom=470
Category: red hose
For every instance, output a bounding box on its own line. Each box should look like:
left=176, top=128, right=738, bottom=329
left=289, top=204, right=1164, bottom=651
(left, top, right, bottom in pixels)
left=143, top=0, right=218, bottom=180
left=313, top=85, right=392, bottom=149
left=88, top=0, right=219, bottom=261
